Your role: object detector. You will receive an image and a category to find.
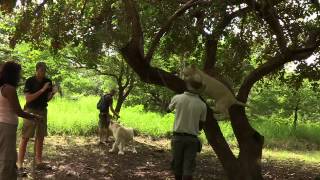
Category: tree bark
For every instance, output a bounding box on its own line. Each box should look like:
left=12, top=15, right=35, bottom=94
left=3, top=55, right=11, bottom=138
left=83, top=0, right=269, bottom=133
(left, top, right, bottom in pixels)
left=293, top=99, right=300, bottom=130
left=121, top=27, right=319, bottom=180
left=228, top=105, right=264, bottom=180
left=115, top=82, right=135, bottom=113
left=115, top=94, right=125, bottom=113
left=231, top=45, right=318, bottom=180
left=114, top=68, right=136, bottom=113
left=203, top=108, right=241, bottom=179
left=120, top=1, right=265, bottom=179
left=121, top=0, right=320, bottom=179
left=120, top=41, right=186, bottom=93
left=145, top=0, right=204, bottom=63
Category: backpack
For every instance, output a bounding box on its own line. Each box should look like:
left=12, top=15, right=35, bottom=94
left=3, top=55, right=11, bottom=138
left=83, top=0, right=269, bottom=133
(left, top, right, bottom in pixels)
left=97, top=95, right=111, bottom=111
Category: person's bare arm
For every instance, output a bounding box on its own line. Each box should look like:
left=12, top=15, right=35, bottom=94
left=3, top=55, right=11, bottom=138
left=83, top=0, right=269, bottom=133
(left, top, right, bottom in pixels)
left=3, top=85, right=39, bottom=120
left=25, top=82, right=50, bottom=104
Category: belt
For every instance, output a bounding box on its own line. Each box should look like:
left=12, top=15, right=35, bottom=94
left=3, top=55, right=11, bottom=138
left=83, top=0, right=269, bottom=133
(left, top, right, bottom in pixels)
left=173, top=132, right=197, bottom=138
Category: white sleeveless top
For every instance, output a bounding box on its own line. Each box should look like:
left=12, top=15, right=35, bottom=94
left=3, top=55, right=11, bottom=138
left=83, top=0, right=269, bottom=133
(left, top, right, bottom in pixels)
left=0, top=85, right=18, bottom=125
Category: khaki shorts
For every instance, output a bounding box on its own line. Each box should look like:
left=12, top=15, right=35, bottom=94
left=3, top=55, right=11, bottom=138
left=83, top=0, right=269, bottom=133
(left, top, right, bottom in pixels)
left=0, top=122, right=17, bottom=179
left=22, top=108, right=48, bottom=138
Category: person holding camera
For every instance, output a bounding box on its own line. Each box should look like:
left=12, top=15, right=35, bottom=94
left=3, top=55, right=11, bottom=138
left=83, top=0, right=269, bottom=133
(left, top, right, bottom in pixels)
left=17, top=62, right=58, bottom=170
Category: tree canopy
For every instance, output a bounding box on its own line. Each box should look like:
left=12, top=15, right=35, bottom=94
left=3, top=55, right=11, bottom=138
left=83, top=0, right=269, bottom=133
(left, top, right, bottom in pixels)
left=1, top=0, right=319, bottom=179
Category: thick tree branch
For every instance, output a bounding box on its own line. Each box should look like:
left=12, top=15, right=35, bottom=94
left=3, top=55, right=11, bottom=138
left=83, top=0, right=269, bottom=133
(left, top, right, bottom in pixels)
left=215, top=7, right=251, bottom=38
left=145, top=0, right=205, bottom=63
left=118, top=61, right=125, bottom=85
left=204, top=7, right=250, bottom=71
left=238, top=40, right=320, bottom=103
left=123, top=71, right=133, bottom=88
left=72, top=60, right=120, bottom=80
left=121, top=48, right=187, bottom=93
left=203, top=107, right=239, bottom=178
left=123, top=76, right=130, bottom=88
left=123, top=74, right=135, bottom=98
left=245, top=0, right=287, bottom=52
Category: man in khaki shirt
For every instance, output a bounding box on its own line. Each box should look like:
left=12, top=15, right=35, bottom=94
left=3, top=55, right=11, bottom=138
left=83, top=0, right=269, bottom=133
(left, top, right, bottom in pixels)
left=168, top=80, right=207, bottom=180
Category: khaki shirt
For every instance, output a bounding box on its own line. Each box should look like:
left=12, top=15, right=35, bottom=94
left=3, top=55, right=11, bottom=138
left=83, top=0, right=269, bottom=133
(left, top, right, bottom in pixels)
left=169, top=92, right=207, bottom=136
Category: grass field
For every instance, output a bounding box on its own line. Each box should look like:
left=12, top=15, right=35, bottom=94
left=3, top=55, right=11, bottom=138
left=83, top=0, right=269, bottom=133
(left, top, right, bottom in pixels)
left=18, top=96, right=320, bottom=144
left=17, top=96, right=320, bottom=163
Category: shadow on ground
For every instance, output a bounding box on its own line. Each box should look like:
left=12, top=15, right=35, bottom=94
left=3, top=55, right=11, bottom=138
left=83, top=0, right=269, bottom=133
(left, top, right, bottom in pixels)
left=17, top=136, right=320, bottom=180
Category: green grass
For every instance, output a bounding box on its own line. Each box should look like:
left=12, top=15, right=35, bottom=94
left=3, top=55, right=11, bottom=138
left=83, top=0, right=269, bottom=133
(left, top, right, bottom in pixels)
left=251, top=117, right=320, bottom=150
left=18, top=96, right=99, bottom=136
left=47, top=96, right=98, bottom=135
left=263, top=149, right=320, bottom=164
left=17, top=96, right=320, bottom=150
left=119, top=105, right=174, bottom=137
left=15, top=96, right=320, bottom=164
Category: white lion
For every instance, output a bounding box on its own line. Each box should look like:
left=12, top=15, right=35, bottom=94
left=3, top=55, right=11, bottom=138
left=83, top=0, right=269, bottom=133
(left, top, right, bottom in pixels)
left=182, top=65, right=247, bottom=116
left=108, top=121, right=137, bottom=155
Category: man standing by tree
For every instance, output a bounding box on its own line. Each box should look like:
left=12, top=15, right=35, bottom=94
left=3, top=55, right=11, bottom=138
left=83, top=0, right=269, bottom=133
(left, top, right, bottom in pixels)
left=17, top=62, right=58, bottom=170
left=97, top=89, right=120, bottom=144
left=168, top=80, right=207, bottom=180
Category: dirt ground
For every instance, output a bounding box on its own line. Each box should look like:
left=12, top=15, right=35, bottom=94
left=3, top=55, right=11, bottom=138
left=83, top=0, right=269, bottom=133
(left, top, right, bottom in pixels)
left=18, top=136, right=320, bottom=180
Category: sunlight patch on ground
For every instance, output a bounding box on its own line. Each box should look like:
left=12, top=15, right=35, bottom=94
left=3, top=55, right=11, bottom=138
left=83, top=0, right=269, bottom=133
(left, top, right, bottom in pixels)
left=263, top=149, right=320, bottom=164
left=42, top=136, right=320, bottom=166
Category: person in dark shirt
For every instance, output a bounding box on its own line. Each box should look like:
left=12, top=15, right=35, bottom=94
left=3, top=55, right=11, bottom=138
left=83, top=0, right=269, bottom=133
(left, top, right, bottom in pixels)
left=97, top=89, right=119, bottom=144
left=17, top=62, right=58, bottom=170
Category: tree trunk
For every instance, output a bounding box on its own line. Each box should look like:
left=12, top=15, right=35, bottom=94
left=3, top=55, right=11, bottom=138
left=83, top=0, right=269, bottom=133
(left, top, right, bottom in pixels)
left=201, top=23, right=263, bottom=180
left=121, top=44, right=265, bottom=179
left=203, top=108, right=241, bottom=179
left=115, top=77, right=135, bottom=113
left=115, top=95, right=124, bottom=113
left=293, top=104, right=299, bottom=130
left=120, top=1, right=319, bottom=178
left=115, top=85, right=128, bottom=113
left=229, top=105, right=264, bottom=180
left=120, top=42, right=186, bottom=93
